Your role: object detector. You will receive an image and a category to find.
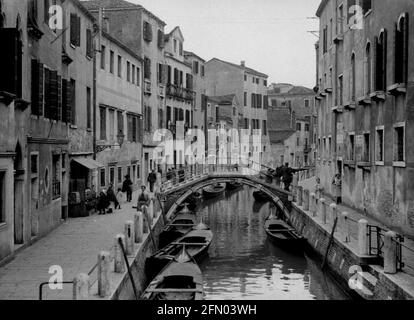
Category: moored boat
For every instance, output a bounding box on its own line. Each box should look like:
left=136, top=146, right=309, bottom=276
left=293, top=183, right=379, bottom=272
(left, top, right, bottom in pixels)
left=159, top=212, right=197, bottom=248
left=253, top=190, right=272, bottom=202
left=146, top=223, right=213, bottom=279
left=203, top=183, right=226, bottom=199
left=264, top=215, right=304, bottom=251
left=141, top=248, right=204, bottom=300
left=226, top=180, right=243, bottom=190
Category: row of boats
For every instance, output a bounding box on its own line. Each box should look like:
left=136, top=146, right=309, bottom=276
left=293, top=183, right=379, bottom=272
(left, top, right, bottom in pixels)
left=141, top=181, right=304, bottom=300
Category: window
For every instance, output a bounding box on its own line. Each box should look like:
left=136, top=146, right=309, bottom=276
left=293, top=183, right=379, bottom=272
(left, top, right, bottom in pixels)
left=86, top=29, right=93, bottom=58
left=127, top=61, right=130, bottom=82
left=110, top=50, right=114, bottom=74
left=271, top=99, right=277, bottom=107
left=117, top=55, right=122, bottom=78
left=109, top=167, right=115, bottom=185
left=365, top=43, right=372, bottom=95
left=305, top=124, right=310, bottom=132
left=305, top=99, right=310, bottom=108
left=117, top=111, right=124, bottom=135
left=251, top=93, right=256, bottom=108
left=143, top=21, right=153, bottom=42
left=244, top=92, right=247, bottom=106
left=52, top=154, right=61, bottom=199
left=137, top=165, right=141, bottom=180
left=132, top=165, right=136, bottom=183
left=375, top=30, right=387, bottom=91
left=201, top=65, right=205, bottom=77
left=394, top=13, right=409, bottom=84
left=349, top=133, right=355, bottom=161
left=264, top=79, right=267, bottom=87
left=117, top=167, right=122, bottom=183
left=70, top=13, right=81, bottom=47
left=157, top=30, right=164, bottom=49
left=394, top=123, right=405, bottom=165
left=86, top=87, right=91, bottom=129
left=262, top=120, right=267, bottom=136
left=144, top=57, right=151, bottom=80
left=363, top=133, right=370, bottom=162
left=328, top=137, right=332, bottom=158
left=264, top=95, right=268, bottom=109
left=136, top=67, right=141, bottom=86
left=173, top=39, right=177, bottom=52
left=376, top=127, right=384, bottom=163
left=244, top=118, right=249, bottom=129
left=100, top=46, right=106, bottom=69
left=296, top=123, right=301, bottom=131
left=131, top=64, right=135, bottom=84
left=256, top=78, right=259, bottom=84
left=338, top=75, right=343, bottom=105
left=179, top=42, right=183, bottom=56
left=193, top=61, right=199, bottom=74
left=252, top=77, right=255, bottom=83
left=100, top=107, right=106, bottom=140
left=70, top=79, right=76, bottom=125
left=244, top=75, right=247, bottom=81
left=0, top=171, right=5, bottom=223
left=351, top=53, right=356, bottom=101
left=297, top=137, right=300, bottom=146
left=100, top=168, right=106, bottom=187
left=322, top=26, right=327, bottom=53
left=127, top=115, right=138, bottom=142
left=158, top=63, right=163, bottom=84
left=109, top=109, right=115, bottom=142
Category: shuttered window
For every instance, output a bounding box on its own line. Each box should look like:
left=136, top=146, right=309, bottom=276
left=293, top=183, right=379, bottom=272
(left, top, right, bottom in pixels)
left=86, top=87, right=91, bottom=129
left=100, top=107, right=106, bottom=140
left=70, top=14, right=81, bottom=47
left=143, top=21, right=153, bottom=42
left=157, top=30, right=164, bottom=48
left=70, top=79, right=76, bottom=125
left=117, top=111, right=124, bottom=135
left=31, top=59, right=44, bottom=116
left=86, top=29, right=93, bottom=58
left=144, top=57, right=151, bottom=80
left=0, top=28, right=22, bottom=97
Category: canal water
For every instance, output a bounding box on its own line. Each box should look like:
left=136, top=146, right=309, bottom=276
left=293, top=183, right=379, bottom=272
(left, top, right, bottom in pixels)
left=195, top=185, right=351, bottom=300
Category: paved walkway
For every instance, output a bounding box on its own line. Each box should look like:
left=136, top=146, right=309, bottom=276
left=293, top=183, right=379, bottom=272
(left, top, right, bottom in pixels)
left=298, top=177, right=414, bottom=278
left=0, top=191, right=142, bottom=300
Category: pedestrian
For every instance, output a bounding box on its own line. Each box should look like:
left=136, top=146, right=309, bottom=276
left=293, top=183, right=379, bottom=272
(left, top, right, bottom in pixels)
left=137, top=185, right=150, bottom=211
left=122, top=175, right=133, bottom=202
left=97, top=190, right=109, bottom=215
left=315, top=177, right=324, bottom=199
left=147, top=169, right=157, bottom=193
left=281, top=163, right=306, bottom=191
left=116, top=188, right=123, bottom=209
left=332, top=173, right=342, bottom=204
left=107, top=183, right=119, bottom=210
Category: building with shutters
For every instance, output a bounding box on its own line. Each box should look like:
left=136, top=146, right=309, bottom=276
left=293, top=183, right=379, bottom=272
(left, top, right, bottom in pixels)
left=83, top=0, right=166, bottom=183
left=0, top=0, right=96, bottom=261
left=95, top=30, right=143, bottom=192
left=315, top=0, right=414, bottom=237
left=163, top=27, right=195, bottom=169
left=267, top=83, right=317, bottom=167
left=205, top=58, right=271, bottom=167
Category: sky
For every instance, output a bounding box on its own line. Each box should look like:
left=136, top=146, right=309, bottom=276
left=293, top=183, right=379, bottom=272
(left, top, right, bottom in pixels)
left=127, top=0, right=321, bottom=88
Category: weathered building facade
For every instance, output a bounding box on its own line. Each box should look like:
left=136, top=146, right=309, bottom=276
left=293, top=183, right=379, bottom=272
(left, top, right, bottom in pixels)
left=96, top=31, right=143, bottom=192
left=205, top=58, right=271, bottom=166
left=316, top=0, right=414, bottom=237
left=267, top=83, right=317, bottom=166
left=84, top=0, right=166, bottom=181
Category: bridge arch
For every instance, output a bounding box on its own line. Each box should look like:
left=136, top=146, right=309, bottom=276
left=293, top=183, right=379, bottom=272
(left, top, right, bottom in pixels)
left=164, top=177, right=292, bottom=220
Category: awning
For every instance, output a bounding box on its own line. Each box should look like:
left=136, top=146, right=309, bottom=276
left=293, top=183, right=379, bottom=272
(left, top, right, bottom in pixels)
left=72, top=158, right=104, bottom=170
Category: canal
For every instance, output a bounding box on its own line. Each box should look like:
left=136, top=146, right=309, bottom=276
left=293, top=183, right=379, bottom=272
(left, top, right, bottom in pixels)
left=193, top=185, right=352, bottom=300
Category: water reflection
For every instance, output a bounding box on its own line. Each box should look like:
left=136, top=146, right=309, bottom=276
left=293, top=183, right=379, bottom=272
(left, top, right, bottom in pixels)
left=196, top=186, right=351, bottom=300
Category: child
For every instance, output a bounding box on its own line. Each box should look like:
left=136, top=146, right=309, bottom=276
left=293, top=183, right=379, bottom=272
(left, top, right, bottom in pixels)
left=116, top=188, right=123, bottom=210
left=315, top=177, right=324, bottom=199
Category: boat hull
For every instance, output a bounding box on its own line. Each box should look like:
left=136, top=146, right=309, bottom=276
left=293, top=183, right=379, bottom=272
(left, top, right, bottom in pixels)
left=203, top=183, right=226, bottom=199
left=253, top=190, right=272, bottom=202
left=264, top=218, right=304, bottom=251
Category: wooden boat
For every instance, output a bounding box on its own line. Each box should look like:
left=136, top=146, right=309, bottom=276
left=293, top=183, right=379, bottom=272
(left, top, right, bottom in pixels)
left=142, top=248, right=204, bottom=300
left=159, top=212, right=197, bottom=248
left=146, top=223, right=213, bottom=279
left=203, top=183, right=226, bottom=199
left=186, top=191, right=202, bottom=210
left=226, top=180, right=243, bottom=190
left=253, top=190, right=272, bottom=202
left=264, top=215, right=304, bottom=250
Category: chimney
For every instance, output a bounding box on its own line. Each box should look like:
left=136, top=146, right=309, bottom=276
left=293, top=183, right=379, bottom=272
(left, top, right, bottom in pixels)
left=240, top=61, right=245, bottom=67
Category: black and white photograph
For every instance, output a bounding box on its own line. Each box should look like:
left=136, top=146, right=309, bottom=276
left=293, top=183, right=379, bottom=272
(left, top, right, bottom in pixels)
left=0, top=0, right=413, bottom=308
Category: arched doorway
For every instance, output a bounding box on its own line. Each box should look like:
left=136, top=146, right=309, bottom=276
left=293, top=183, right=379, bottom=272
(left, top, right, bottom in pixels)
left=14, top=143, right=24, bottom=244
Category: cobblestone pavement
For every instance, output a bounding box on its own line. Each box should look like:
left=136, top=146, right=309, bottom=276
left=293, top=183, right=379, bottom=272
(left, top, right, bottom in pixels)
left=0, top=192, right=141, bottom=300
left=299, top=177, right=414, bottom=278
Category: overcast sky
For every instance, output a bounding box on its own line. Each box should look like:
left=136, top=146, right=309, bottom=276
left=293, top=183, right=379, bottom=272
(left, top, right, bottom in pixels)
left=127, top=0, right=321, bottom=88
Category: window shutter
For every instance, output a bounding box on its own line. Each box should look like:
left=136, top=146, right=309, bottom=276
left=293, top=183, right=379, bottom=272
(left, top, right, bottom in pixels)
left=65, top=80, right=72, bottom=123
left=393, top=23, right=398, bottom=83
left=70, top=14, right=76, bottom=45
left=382, top=29, right=387, bottom=89
left=374, top=36, right=379, bottom=90
left=0, top=28, right=19, bottom=96
left=138, top=117, right=143, bottom=142
left=86, top=29, right=92, bottom=57
left=77, top=16, right=81, bottom=47
left=148, top=107, right=152, bottom=132
left=57, top=75, right=62, bottom=121
left=49, top=70, right=58, bottom=120
left=403, top=13, right=409, bottom=83
left=44, top=68, right=50, bottom=118
left=31, top=59, right=40, bottom=115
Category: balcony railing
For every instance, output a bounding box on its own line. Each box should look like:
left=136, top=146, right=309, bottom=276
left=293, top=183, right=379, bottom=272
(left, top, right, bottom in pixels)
left=166, top=83, right=195, bottom=102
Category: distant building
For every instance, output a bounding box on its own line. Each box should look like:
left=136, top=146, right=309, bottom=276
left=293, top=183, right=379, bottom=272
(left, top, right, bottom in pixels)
left=95, top=31, right=143, bottom=192
left=267, top=84, right=317, bottom=167
left=316, top=0, right=414, bottom=237
left=205, top=58, right=271, bottom=166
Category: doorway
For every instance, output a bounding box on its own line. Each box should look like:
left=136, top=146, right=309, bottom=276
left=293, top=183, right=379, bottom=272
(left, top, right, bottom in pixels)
left=14, top=143, right=24, bottom=245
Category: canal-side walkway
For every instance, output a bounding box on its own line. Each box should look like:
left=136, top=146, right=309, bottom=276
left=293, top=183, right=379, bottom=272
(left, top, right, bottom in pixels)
left=0, top=191, right=142, bottom=300
left=298, top=177, right=414, bottom=298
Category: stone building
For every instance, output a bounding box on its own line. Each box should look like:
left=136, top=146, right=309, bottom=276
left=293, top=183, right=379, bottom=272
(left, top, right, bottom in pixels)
left=95, top=30, right=143, bottom=192
left=205, top=58, right=271, bottom=166
left=315, top=0, right=414, bottom=237
left=267, top=83, right=317, bottom=166
left=163, top=26, right=194, bottom=169
left=83, top=0, right=166, bottom=181
left=0, top=0, right=96, bottom=261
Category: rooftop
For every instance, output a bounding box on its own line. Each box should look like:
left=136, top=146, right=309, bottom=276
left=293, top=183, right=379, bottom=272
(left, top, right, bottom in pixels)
left=207, top=58, right=268, bottom=78
left=208, top=94, right=236, bottom=105
left=184, top=51, right=206, bottom=63
left=268, top=130, right=296, bottom=144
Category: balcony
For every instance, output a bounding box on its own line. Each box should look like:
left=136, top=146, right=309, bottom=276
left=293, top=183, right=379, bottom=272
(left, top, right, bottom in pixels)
left=144, top=79, right=151, bottom=95
left=166, top=83, right=195, bottom=102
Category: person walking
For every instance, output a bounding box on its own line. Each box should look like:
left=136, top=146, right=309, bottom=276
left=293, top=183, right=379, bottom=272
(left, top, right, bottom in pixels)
left=147, top=169, right=157, bottom=193
left=332, top=173, right=342, bottom=204
left=137, top=185, right=150, bottom=211
left=97, top=190, right=109, bottom=215
left=116, top=188, right=123, bottom=209
left=122, top=175, right=133, bottom=202
left=107, top=183, right=119, bottom=210
left=281, top=163, right=306, bottom=191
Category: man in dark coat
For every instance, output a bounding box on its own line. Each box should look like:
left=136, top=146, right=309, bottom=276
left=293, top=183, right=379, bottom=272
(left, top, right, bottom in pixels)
left=122, top=175, right=133, bottom=202
left=281, top=163, right=306, bottom=191
left=147, top=169, right=157, bottom=192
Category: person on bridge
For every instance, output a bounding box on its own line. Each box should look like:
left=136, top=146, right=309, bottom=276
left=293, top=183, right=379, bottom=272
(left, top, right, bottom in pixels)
left=281, top=163, right=306, bottom=192
left=147, top=169, right=157, bottom=193
left=137, top=185, right=151, bottom=211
